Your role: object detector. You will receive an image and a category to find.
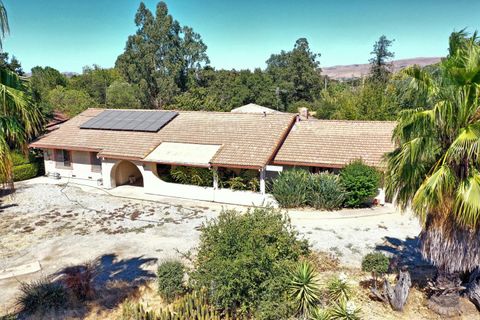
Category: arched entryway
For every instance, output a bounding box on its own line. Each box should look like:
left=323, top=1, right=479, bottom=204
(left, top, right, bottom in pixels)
left=110, top=160, right=144, bottom=187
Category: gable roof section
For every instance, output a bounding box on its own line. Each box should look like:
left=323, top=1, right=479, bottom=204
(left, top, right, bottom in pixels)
left=30, top=108, right=296, bottom=169
left=274, top=119, right=396, bottom=169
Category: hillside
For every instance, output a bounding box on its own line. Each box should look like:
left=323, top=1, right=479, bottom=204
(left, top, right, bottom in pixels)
left=323, top=57, right=442, bottom=80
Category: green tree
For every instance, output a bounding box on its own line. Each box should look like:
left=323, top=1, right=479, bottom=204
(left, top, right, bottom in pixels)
left=369, top=35, right=395, bottom=82
left=0, top=70, right=43, bottom=189
left=386, top=31, right=480, bottom=306
left=68, top=65, right=122, bottom=106
left=0, top=3, right=43, bottom=190
left=46, top=86, right=96, bottom=117
left=0, top=52, right=23, bottom=75
left=29, top=66, right=67, bottom=114
left=116, top=1, right=209, bottom=108
left=106, top=80, right=141, bottom=109
left=266, top=38, right=322, bottom=110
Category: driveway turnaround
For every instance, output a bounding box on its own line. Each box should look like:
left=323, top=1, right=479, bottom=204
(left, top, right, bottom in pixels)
left=0, top=180, right=420, bottom=311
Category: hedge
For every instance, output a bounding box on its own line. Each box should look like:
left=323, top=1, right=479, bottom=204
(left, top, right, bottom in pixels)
left=13, top=163, right=40, bottom=182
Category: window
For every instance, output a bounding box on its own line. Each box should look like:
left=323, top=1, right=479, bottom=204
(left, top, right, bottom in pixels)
left=44, top=149, right=53, bottom=160
left=90, top=152, right=101, bottom=172
left=55, top=149, right=71, bottom=168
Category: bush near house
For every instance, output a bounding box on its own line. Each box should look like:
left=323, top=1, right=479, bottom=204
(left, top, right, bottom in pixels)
left=308, top=173, right=346, bottom=210
left=191, top=207, right=309, bottom=319
left=168, top=166, right=260, bottom=192
left=272, top=170, right=345, bottom=210
left=340, top=160, right=381, bottom=208
left=170, top=166, right=213, bottom=187
left=271, top=169, right=310, bottom=208
left=1, top=151, right=43, bottom=183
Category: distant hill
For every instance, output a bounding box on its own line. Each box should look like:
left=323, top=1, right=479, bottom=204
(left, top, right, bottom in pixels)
left=322, top=57, right=442, bottom=80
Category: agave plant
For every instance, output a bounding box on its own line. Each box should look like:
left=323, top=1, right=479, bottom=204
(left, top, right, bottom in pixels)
left=325, top=273, right=352, bottom=302
left=290, top=260, right=321, bottom=317
left=329, top=300, right=361, bottom=320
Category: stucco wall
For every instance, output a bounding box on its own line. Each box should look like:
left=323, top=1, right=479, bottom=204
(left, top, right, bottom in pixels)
left=44, top=155, right=277, bottom=206
left=141, top=162, right=276, bottom=206
left=43, top=149, right=102, bottom=186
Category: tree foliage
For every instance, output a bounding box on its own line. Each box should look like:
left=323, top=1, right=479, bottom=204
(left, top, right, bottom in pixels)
left=115, top=1, right=209, bottom=108
left=386, top=30, right=480, bottom=273
left=369, top=35, right=395, bottom=82
left=46, top=86, right=95, bottom=117
left=266, top=38, right=322, bottom=110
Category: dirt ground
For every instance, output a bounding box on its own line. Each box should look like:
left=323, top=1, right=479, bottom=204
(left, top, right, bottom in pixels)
left=1, top=180, right=422, bottom=315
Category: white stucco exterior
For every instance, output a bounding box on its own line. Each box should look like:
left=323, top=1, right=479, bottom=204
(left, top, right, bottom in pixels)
left=43, top=150, right=103, bottom=187
left=43, top=150, right=277, bottom=206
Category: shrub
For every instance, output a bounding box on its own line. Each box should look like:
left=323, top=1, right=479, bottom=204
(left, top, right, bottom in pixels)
left=192, top=207, right=309, bottom=319
left=271, top=169, right=310, bottom=208
left=16, top=278, right=67, bottom=315
left=289, top=261, right=320, bottom=316
left=308, top=173, right=346, bottom=210
left=170, top=166, right=213, bottom=187
left=340, top=160, right=380, bottom=207
left=62, top=262, right=96, bottom=301
left=325, top=273, right=353, bottom=302
left=361, top=252, right=389, bottom=280
left=157, top=260, right=186, bottom=302
left=11, top=152, right=30, bottom=166
left=13, top=163, right=39, bottom=182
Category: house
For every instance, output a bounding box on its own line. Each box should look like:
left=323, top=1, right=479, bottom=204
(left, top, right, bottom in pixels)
left=30, top=108, right=296, bottom=206
left=273, top=119, right=396, bottom=171
left=29, top=108, right=396, bottom=206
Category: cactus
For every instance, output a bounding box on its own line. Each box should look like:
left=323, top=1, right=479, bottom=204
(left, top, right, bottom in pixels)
left=119, top=289, right=249, bottom=320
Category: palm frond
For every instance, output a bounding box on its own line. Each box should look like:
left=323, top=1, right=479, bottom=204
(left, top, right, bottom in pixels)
left=0, top=1, right=8, bottom=49
left=413, top=165, right=456, bottom=224
left=453, top=171, right=480, bottom=228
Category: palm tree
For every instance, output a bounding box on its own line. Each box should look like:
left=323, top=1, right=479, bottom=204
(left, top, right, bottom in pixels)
left=0, top=0, right=9, bottom=49
left=386, top=30, right=480, bottom=310
left=0, top=2, right=43, bottom=190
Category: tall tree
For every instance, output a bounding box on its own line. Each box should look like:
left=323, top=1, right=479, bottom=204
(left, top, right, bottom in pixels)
left=0, top=2, right=43, bottom=189
left=0, top=52, right=23, bottom=75
left=369, top=35, right=395, bottom=82
left=0, top=69, right=43, bottom=188
left=266, top=38, right=322, bottom=110
left=386, top=30, right=480, bottom=312
left=116, top=2, right=209, bottom=108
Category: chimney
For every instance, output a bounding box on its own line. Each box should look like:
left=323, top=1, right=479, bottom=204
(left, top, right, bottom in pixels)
left=298, top=107, right=309, bottom=120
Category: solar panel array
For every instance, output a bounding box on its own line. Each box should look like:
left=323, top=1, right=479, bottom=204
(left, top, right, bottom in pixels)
left=80, top=110, right=178, bottom=132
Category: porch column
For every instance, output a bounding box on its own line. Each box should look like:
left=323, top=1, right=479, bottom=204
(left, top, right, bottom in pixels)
left=259, top=167, right=266, bottom=195
left=212, top=167, right=219, bottom=189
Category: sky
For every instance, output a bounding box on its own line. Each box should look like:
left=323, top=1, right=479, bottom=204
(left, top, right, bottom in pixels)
left=3, top=0, right=480, bottom=73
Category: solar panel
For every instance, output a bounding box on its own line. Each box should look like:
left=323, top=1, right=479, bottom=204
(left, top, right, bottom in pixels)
left=80, top=110, right=178, bottom=132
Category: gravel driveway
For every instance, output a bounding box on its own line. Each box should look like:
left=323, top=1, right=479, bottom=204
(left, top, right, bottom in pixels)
left=0, top=180, right=421, bottom=312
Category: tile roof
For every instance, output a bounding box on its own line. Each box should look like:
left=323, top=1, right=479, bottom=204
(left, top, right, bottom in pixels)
left=30, top=108, right=296, bottom=169
left=273, top=119, right=396, bottom=169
